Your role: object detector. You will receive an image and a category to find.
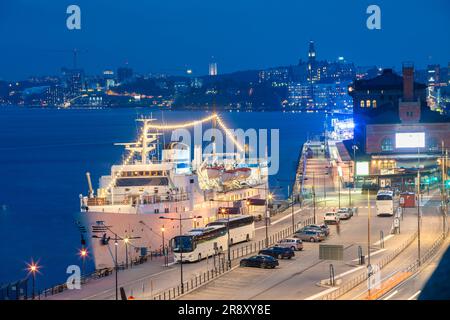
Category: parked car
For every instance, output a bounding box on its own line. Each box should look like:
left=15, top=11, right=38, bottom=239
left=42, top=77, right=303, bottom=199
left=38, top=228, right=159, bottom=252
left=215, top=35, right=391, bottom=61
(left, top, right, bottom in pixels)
left=259, top=246, right=295, bottom=259
left=277, top=238, right=304, bottom=251
left=303, top=224, right=330, bottom=236
left=240, top=255, right=279, bottom=269
left=294, top=229, right=325, bottom=242
left=337, top=208, right=351, bottom=220
left=323, top=212, right=340, bottom=224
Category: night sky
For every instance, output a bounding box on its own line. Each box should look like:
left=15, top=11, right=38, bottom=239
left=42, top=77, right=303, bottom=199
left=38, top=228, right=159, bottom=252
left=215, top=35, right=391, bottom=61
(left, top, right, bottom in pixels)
left=1, top=0, right=449, bottom=80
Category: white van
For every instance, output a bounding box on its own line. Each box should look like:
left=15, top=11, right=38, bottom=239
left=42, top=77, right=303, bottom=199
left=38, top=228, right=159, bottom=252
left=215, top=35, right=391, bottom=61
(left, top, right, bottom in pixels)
left=323, top=212, right=340, bottom=224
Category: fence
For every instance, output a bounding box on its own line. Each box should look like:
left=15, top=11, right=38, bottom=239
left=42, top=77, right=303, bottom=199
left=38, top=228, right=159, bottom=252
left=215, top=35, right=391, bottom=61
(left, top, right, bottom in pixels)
left=320, top=229, right=448, bottom=300
left=150, top=214, right=318, bottom=300
left=37, top=249, right=167, bottom=300
left=319, top=231, right=418, bottom=300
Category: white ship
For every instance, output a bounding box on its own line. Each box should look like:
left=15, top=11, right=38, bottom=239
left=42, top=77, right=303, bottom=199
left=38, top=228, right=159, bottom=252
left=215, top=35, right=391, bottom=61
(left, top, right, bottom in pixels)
left=76, top=116, right=268, bottom=270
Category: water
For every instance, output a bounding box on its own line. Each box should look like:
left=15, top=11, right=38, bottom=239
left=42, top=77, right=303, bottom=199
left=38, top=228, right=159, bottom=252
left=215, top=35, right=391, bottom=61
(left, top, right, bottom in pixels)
left=0, top=107, right=326, bottom=290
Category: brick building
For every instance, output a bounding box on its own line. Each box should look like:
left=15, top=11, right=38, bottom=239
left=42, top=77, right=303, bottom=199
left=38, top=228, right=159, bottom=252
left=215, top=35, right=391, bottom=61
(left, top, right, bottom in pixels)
left=343, top=64, right=450, bottom=190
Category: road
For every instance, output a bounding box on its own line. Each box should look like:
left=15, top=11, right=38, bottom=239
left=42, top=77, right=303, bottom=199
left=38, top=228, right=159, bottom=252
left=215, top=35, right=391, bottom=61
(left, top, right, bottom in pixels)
left=178, top=196, right=431, bottom=300
left=379, top=232, right=450, bottom=300
left=338, top=197, right=446, bottom=300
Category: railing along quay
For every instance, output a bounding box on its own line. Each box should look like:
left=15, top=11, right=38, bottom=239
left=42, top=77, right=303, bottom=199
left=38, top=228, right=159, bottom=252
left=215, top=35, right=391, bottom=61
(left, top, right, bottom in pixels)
left=152, top=214, right=318, bottom=300
left=319, top=228, right=449, bottom=300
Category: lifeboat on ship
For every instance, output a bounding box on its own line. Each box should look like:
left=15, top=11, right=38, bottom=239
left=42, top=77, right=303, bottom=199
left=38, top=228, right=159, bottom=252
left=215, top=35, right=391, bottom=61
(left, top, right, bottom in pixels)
left=221, top=167, right=251, bottom=183
left=205, top=166, right=223, bottom=179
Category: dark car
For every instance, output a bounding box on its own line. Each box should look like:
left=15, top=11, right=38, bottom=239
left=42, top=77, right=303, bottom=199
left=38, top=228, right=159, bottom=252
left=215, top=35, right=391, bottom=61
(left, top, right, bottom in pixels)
left=240, top=255, right=279, bottom=269
left=259, top=246, right=295, bottom=259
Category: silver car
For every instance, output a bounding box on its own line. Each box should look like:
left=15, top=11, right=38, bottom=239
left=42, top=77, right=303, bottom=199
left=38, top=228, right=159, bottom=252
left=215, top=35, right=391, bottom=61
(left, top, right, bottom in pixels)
left=294, top=230, right=325, bottom=242
left=337, top=208, right=351, bottom=220
left=276, top=238, right=304, bottom=251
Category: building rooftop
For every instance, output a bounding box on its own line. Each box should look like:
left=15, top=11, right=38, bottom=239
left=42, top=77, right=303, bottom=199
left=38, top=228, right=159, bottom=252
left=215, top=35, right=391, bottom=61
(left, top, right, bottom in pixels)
left=350, top=69, right=427, bottom=92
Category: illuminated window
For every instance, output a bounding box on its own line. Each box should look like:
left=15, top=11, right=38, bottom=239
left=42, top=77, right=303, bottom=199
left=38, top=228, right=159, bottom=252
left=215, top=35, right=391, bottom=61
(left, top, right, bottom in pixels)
left=366, top=100, right=371, bottom=107
left=360, top=100, right=365, bottom=108
left=372, top=100, right=377, bottom=108
left=381, top=138, right=394, bottom=152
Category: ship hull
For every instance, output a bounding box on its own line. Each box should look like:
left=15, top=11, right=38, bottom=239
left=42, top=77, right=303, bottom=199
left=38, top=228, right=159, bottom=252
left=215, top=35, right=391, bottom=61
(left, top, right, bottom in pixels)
left=76, top=206, right=218, bottom=270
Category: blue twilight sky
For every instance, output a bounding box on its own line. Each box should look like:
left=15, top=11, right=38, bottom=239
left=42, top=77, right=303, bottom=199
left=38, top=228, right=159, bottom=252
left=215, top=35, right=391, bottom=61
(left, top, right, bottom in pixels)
left=0, top=0, right=449, bottom=80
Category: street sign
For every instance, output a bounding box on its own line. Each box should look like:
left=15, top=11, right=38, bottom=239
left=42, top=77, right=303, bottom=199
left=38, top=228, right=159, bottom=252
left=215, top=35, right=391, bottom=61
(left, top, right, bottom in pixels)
left=319, top=244, right=344, bottom=261
left=394, top=218, right=400, bottom=228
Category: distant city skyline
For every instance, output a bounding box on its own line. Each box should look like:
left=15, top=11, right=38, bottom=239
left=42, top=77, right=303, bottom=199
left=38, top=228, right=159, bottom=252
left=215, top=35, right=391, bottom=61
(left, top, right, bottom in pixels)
left=1, top=0, right=450, bottom=80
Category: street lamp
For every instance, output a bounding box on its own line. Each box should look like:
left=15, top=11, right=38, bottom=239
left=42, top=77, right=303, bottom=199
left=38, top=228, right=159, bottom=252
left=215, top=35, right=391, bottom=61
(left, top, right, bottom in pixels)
left=348, top=163, right=352, bottom=207
left=352, top=144, right=358, bottom=191
left=92, top=224, right=140, bottom=300
left=161, top=225, right=167, bottom=266
left=301, top=173, right=317, bottom=224
left=417, top=169, right=421, bottom=266
left=266, top=193, right=274, bottom=246
left=114, top=237, right=119, bottom=300
left=124, top=237, right=130, bottom=269
left=247, top=185, right=282, bottom=247
left=367, top=188, right=372, bottom=296
left=26, top=260, right=40, bottom=300
left=79, top=248, right=88, bottom=279
left=159, top=214, right=202, bottom=294
left=221, top=207, right=232, bottom=268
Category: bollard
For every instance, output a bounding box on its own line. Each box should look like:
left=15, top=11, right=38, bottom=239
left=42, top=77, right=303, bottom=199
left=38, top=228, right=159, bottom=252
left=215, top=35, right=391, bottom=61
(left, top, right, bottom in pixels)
left=329, top=264, right=335, bottom=286
left=380, top=230, right=384, bottom=248
left=358, top=246, right=364, bottom=265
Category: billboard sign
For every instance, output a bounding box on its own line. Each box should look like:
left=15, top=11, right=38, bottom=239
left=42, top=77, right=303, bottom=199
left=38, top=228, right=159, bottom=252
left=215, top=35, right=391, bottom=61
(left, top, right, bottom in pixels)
left=356, top=161, right=370, bottom=176
left=395, top=132, right=425, bottom=148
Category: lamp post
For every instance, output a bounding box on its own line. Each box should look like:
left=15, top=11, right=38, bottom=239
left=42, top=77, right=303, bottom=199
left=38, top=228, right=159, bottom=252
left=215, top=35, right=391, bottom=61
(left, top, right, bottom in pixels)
left=161, top=225, right=166, bottom=266
left=312, top=172, right=316, bottom=224
left=27, top=261, right=39, bottom=300
left=247, top=185, right=281, bottom=247
left=323, top=174, right=327, bottom=207
left=352, top=145, right=358, bottom=191
left=348, top=164, right=352, bottom=207
left=92, top=224, right=140, bottom=300
left=367, top=190, right=371, bottom=267
left=80, top=248, right=88, bottom=279
left=124, top=237, right=129, bottom=269
left=338, top=176, right=341, bottom=209
left=221, top=207, right=232, bottom=269
left=417, top=170, right=421, bottom=266
left=290, top=189, right=295, bottom=233
left=159, top=214, right=201, bottom=294
left=266, top=193, right=273, bottom=247
left=114, top=236, right=118, bottom=300
left=276, top=179, right=298, bottom=234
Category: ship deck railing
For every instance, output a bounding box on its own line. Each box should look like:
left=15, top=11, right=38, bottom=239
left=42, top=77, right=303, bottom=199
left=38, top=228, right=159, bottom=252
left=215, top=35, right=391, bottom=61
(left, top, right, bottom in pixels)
left=86, top=193, right=190, bottom=207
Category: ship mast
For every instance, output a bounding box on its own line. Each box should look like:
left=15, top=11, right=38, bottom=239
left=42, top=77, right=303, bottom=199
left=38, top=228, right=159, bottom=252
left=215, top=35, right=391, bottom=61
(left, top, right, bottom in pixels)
left=114, top=117, right=162, bottom=165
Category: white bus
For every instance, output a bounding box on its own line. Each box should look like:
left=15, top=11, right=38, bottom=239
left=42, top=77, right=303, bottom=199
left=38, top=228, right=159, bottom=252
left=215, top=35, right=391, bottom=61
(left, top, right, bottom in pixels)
left=172, top=225, right=228, bottom=262
left=376, top=190, right=397, bottom=217
left=172, top=215, right=255, bottom=262
left=207, top=215, right=255, bottom=245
